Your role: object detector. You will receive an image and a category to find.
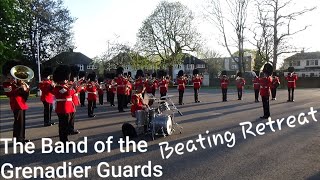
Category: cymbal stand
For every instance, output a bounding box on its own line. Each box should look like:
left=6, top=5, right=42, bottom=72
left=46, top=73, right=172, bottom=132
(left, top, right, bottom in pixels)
left=166, top=97, right=183, bottom=134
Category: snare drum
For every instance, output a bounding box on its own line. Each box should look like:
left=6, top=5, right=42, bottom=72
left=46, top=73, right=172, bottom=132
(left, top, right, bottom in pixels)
left=152, top=114, right=173, bottom=135
left=158, top=102, right=170, bottom=113
left=135, top=110, right=148, bottom=126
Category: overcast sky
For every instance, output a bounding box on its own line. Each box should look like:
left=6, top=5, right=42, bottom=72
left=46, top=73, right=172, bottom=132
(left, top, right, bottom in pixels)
left=64, top=0, right=320, bottom=65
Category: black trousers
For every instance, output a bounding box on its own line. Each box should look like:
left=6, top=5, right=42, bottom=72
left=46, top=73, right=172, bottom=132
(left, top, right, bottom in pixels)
left=271, top=88, right=277, bottom=99
left=254, top=89, right=259, bottom=101
left=88, top=100, right=95, bottom=116
left=80, top=92, right=85, bottom=106
left=99, top=94, right=103, bottom=105
left=194, top=88, right=199, bottom=102
left=151, top=89, right=156, bottom=96
left=13, top=110, right=26, bottom=142
left=42, top=101, right=53, bottom=125
left=288, top=88, right=295, bottom=101
left=262, top=96, right=270, bottom=117
left=106, top=91, right=110, bottom=102
left=109, top=92, right=115, bottom=105
left=178, top=90, right=184, bottom=104
left=117, top=94, right=126, bottom=111
left=160, top=92, right=167, bottom=100
left=57, top=113, right=70, bottom=143
left=237, top=88, right=243, bottom=100
left=222, top=88, right=227, bottom=101
left=93, top=100, right=96, bottom=108
left=68, top=112, right=75, bottom=133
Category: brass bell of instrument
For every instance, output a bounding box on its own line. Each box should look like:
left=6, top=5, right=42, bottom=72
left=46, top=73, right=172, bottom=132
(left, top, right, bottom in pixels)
left=10, top=65, right=34, bottom=82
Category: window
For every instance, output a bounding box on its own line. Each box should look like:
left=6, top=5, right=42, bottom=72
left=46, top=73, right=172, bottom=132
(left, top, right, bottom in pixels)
left=186, top=64, right=194, bottom=70
left=77, top=64, right=84, bottom=71
left=292, top=61, right=300, bottom=66
left=176, top=64, right=182, bottom=69
left=231, top=65, right=238, bottom=70
left=306, top=60, right=318, bottom=66
left=196, top=64, right=205, bottom=68
left=87, top=65, right=97, bottom=70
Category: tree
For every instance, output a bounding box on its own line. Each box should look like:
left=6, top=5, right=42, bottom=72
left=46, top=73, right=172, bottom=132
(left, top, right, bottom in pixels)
left=256, top=0, right=316, bottom=68
left=137, top=1, right=202, bottom=76
left=205, top=0, right=250, bottom=73
left=197, top=47, right=223, bottom=78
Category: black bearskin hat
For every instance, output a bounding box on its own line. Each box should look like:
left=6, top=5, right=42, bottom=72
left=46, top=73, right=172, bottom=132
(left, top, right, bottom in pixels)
left=145, top=73, right=150, bottom=77
left=41, top=67, right=53, bottom=78
left=254, top=71, right=260, bottom=77
left=116, top=67, right=124, bottom=75
left=87, top=72, right=96, bottom=81
left=79, top=71, right=86, bottom=79
left=221, top=70, right=227, bottom=76
left=263, top=62, right=273, bottom=76
left=193, top=69, right=199, bottom=75
left=157, top=70, right=166, bottom=78
left=104, top=72, right=110, bottom=79
left=135, top=69, right=144, bottom=79
left=178, top=70, right=184, bottom=77
left=288, top=66, right=295, bottom=73
left=69, top=65, right=80, bottom=81
left=152, top=72, right=157, bottom=78
left=2, top=60, right=19, bottom=76
left=128, top=71, right=132, bottom=77
left=236, top=71, right=242, bottom=77
left=272, top=71, right=278, bottom=77
left=98, top=77, right=104, bottom=83
left=53, top=65, right=70, bottom=82
left=110, top=73, right=116, bottom=79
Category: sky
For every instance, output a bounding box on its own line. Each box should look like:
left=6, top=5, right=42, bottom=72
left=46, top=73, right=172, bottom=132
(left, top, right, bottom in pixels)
left=63, top=0, right=320, bottom=65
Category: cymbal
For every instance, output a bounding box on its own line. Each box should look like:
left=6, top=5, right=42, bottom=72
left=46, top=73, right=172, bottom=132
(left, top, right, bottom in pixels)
left=161, top=95, right=174, bottom=98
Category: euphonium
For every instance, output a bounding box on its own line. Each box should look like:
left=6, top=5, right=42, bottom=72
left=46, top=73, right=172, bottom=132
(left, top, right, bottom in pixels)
left=10, top=65, right=34, bottom=100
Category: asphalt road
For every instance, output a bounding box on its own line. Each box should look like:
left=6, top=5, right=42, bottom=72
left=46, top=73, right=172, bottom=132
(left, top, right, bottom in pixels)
left=0, top=88, right=320, bottom=180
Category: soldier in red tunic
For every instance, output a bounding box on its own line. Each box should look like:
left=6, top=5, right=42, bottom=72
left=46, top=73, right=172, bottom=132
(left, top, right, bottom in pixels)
left=158, top=70, right=169, bottom=100
left=271, top=72, right=280, bottom=100
left=177, top=70, right=187, bottom=105
left=134, top=69, right=145, bottom=98
left=285, top=67, right=298, bottom=102
left=68, top=65, right=80, bottom=134
left=130, top=86, right=148, bottom=117
left=52, top=65, right=75, bottom=143
left=86, top=72, right=98, bottom=117
left=38, top=67, right=55, bottom=126
left=259, top=63, right=273, bottom=119
left=115, top=67, right=128, bottom=112
left=252, top=71, right=261, bottom=102
left=2, top=61, right=30, bottom=143
left=144, top=73, right=153, bottom=94
left=151, top=72, right=158, bottom=96
left=78, top=71, right=86, bottom=107
left=192, top=69, right=202, bottom=103
left=97, top=77, right=105, bottom=105
left=220, top=70, right=229, bottom=102
left=235, top=72, right=246, bottom=100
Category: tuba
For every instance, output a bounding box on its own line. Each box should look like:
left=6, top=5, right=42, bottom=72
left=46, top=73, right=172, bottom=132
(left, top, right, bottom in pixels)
left=10, top=65, right=34, bottom=100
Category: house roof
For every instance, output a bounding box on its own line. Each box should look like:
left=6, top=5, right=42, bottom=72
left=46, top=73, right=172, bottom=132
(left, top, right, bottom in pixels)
left=44, top=51, right=93, bottom=66
left=182, top=54, right=205, bottom=64
left=285, top=52, right=320, bottom=61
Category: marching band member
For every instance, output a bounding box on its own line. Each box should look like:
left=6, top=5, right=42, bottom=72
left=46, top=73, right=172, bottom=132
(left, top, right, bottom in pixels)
left=236, top=72, right=245, bottom=100
left=151, top=72, right=158, bottom=96
left=105, top=73, right=116, bottom=106
left=220, top=70, right=229, bottom=102
left=271, top=72, right=280, bottom=100
left=253, top=71, right=260, bottom=102
left=86, top=72, right=98, bottom=117
left=192, top=69, right=202, bottom=103
left=130, top=85, right=148, bottom=117
left=144, top=73, right=153, bottom=94
left=124, top=74, right=132, bottom=108
left=177, top=70, right=187, bottom=105
left=134, top=70, right=145, bottom=97
left=286, top=67, right=298, bottom=102
left=68, top=65, right=80, bottom=134
left=115, top=67, right=128, bottom=112
left=2, top=60, right=30, bottom=143
left=97, top=77, right=105, bottom=105
left=38, top=67, right=55, bottom=126
left=259, top=63, right=273, bottom=119
left=52, top=65, right=75, bottom=143
left=158, top=70, right=169, bottom=100
left=78, top=71, right=86, bottom=107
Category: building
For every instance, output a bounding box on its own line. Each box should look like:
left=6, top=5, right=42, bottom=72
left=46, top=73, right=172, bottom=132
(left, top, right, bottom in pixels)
left=222, top=56, right=254, bottom=72
left=283, top=52, right=320, bottom=77
left=173, top=54, right=207, bottom=77
left=43, top=50, right=96, bottom=73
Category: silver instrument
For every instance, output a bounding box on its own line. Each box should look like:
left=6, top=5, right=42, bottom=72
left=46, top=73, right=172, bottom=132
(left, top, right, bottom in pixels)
left=152, top=114, right=173, bottom=135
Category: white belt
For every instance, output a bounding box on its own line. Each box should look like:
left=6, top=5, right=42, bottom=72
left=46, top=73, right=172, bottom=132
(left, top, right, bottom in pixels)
left=221, top=83, right=227, bottom=84
left=117, top=85, right=125, bottom=87
left=160, top=86, right=166, bottom=87
left=56, top=98, right=72, bottom=102
left=194, top=82, right=201, bottom=84
left=288, top=81, right=294, bottom=82
left=74, top=93, right=78, bottom=96
left=254, top=83, right=260, bottom=84
left=178, top=84, right=184, bottom=86
left=262, top=86, right=268, bottom=88
left=87, top=92, right=97, bottom=94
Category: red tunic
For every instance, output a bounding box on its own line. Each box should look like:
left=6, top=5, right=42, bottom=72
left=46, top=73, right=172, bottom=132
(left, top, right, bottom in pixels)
left=152, top=79, right=158, bottom=90
left=126, top=82, right=132, bottom=95
left=115, top=77, right=128, bottom=95
left=286, top=74, right=298, bottom=88
left=134, top=79, right=144, bottom=90
left=192, top=77, right=202, bottom=89
left=159, top=79, right=169, bottom=94
left=130, top=93, right=144, bottom=116
left=38, top=79, right=54, bottom=103
left=52, top=83, right=75, bottom=113
left=259, top=77, right=272, bottom=96
left=220, top=77, right=229, bottom=89
left=69, top=81, right=80, bottom=106
left=236, top=78, right=246, bottom=89
left=86, top=81, right=97, bottom=101
left=177, top=78, right=187, bottom=91
left=3, top=81, right=28, bottom=110
left=253, top=77, right=260, bottom=90
left=271, top=77, right=280, bottom=89
left=144, top=79, right=153, bottom=93
left=97, top=83, right=104, bottom=95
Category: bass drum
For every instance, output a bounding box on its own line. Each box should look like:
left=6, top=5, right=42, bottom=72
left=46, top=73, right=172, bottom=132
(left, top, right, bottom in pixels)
left=153, top=114, right=173, bottom=135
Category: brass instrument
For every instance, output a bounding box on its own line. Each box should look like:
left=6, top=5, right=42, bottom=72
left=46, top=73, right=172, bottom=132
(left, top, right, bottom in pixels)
left=10, top=65, right=34, bottom=100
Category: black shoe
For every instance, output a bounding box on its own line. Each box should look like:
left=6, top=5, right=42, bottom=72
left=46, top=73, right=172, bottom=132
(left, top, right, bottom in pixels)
left=287, top=100, right=291, bottom=102
left=88, top=115, right=96, bottom=118
left=69, top=130, right=80, bottom=135
left=111, top=104, right=115, bottom=106
left=260, top=116, right=269, bottom=119
left=44, top=122, right=56, bottom=127
left=119, top=110, right=125, bottom=113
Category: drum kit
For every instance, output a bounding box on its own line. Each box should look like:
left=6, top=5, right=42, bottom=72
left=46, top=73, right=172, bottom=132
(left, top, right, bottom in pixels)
left=135, top=94, right=183, bottom=140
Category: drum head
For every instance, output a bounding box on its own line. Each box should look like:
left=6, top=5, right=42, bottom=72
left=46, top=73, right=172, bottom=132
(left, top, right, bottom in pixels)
left=166, top=116, right=173, bottom=135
